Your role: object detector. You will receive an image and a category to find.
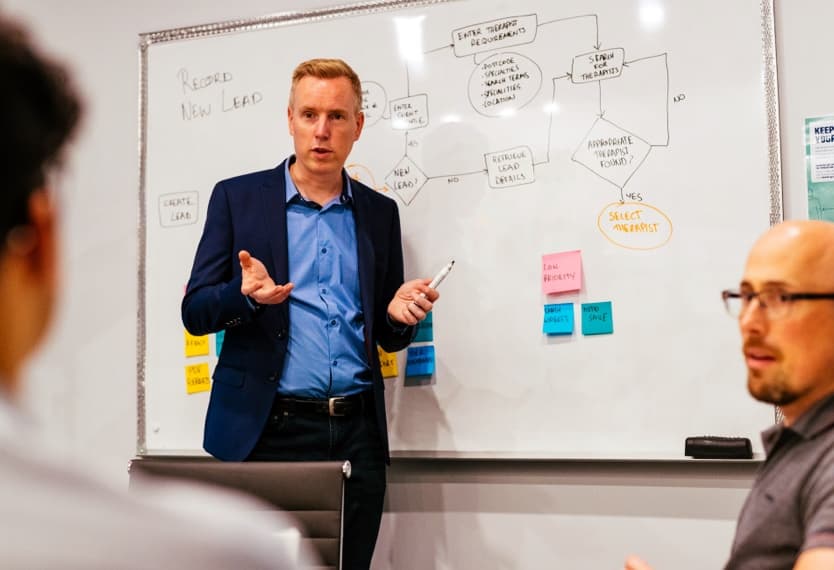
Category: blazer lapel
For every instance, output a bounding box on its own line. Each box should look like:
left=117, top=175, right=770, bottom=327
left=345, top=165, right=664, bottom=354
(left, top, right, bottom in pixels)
left=350, top=177, right=376, bottom=356
left=260, top=161, right=290, bottom=285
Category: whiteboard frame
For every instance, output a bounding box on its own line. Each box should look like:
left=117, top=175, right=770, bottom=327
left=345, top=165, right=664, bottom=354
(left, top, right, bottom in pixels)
left=136, top=0, right=782, bottom=456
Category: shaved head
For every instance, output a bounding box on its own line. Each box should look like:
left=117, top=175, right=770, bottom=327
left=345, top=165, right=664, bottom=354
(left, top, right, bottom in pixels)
left=746, top=220, right=834, bottom=291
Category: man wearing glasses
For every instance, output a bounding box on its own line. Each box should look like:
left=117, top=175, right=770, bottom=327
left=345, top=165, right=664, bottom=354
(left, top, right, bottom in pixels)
left=627, top=220, right=834, bottom=570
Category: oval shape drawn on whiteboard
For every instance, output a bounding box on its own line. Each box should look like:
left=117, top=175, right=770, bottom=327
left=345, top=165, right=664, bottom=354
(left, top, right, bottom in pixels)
left=597, top=201, right=673, bottom=250
left=361, top=81, right=387, bottom=127
left=468, top=52, right=542, bottom=118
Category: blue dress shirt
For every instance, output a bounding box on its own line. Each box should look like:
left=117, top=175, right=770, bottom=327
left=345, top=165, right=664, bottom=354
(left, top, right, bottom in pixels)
left=278, top=158, right=372, bottom=397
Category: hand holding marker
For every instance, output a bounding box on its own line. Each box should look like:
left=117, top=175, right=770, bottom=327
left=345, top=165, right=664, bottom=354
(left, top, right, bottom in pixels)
left=421, top=260, right=454, bottom=299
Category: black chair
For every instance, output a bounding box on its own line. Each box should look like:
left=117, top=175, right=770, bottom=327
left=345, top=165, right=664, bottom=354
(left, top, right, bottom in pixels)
left=128, top=457, right=350, bottom=569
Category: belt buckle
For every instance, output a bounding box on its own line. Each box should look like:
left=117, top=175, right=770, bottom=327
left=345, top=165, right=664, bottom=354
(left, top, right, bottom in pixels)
left=328, top=397, right=345, bottom=417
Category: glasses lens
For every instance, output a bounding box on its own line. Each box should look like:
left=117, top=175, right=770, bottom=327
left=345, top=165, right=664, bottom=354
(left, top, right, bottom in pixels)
left=723, top=292, right=741, bottom=317
left=760, top=290, right=787, bottom=319
left=723, top=290, right=790, bottom=319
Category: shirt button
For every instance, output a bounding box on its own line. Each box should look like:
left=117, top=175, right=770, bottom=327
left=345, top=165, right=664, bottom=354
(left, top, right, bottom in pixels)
left=321, top=288, right=327, bottom=295
left=330, top=319, right=337, bottom=326
left=321, top=247, right=327, bottom=254
left=332, top=360, right=338, bottom=367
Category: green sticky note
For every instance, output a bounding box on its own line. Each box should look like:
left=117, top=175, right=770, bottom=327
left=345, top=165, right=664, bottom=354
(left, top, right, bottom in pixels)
left=581, top=301, right=613, bottom=335
left=405, top=345, right=435, bottom=377
left=414, top=312, right=433, bottom=342
left=543, top=303, right=574, bottom=335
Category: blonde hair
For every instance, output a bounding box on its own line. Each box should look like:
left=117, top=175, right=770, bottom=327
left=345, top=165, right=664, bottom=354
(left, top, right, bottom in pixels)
left=289, top=58, right=363, bottom=114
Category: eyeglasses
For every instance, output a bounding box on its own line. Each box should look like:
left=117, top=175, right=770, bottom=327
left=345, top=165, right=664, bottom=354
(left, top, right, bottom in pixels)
left=721, top=289, right=834, bottom=319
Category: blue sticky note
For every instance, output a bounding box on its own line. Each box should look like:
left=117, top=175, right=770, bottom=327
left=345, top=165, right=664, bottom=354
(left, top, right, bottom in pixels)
left=543, top=303, right=574, bottom=335
left=215, top=330, right=225, bottom=356
left=405, top=345, right=435, bottom=377
left=581, top=301, right=614, bottom=335
left=414, top=312, right=434, bottom=342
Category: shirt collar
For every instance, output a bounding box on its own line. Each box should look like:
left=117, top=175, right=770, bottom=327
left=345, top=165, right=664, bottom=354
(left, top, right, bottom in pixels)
left=761, top=392, right=834, bottom=455
left=284, top=155, right=353, bottom=208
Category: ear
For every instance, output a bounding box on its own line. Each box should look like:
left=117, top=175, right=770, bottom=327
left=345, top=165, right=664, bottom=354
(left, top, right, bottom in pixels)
left=23, top=189, right=57, bottom=282
left=287, top=105, right=295, bottom=137
left=354, top=110, right=365, bottom=141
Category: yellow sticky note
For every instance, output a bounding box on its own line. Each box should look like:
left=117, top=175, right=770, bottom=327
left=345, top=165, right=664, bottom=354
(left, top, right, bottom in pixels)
left=185, top=363, right=211, bottom=394
left=184, top=330, right=209, bottom=357
left=378, top=346, right=399, bottom=378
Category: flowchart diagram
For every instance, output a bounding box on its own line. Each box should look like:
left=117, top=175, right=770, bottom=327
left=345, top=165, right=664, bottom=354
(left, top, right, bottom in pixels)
left=141, top=0, right=777, bottom=458
left=347, top=11, right=674, bottom=250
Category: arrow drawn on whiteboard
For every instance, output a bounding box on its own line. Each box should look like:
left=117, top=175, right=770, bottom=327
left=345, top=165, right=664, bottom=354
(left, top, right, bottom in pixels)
left=624, top=53, right=667, bottom=66
left=622, top=53, right=671, bottom=146
left=424, top=43, right=453, bottom=55
left=538, top=13, right=599, bottom=49
left=346, top=163, right=386, bottom=193
left=426, top=169, right=487, bottom=181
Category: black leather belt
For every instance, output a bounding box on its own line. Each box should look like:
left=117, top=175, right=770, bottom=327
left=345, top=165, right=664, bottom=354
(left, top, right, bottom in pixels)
left=272, top=391, right=370, bottom=417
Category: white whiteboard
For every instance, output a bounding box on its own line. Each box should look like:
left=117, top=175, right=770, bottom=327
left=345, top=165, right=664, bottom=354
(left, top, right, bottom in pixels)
left=138, top=0, right=781, bottom=458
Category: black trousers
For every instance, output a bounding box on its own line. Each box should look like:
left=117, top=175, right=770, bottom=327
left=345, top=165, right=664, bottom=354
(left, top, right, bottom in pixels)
left=246, top=393, right=387, bottom=570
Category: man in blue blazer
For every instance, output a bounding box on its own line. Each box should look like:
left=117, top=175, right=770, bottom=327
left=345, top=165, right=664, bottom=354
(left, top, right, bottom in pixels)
left=182, top=58, right=438, bottom=569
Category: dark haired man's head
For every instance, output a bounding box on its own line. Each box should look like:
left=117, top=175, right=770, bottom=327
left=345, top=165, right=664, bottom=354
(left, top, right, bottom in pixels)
left=0, top=16, right=81, bottom=245
left=0, top=15, right=82, bottom=389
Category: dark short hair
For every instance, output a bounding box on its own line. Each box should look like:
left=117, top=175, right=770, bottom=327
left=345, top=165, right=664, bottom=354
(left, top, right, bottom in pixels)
left=288, top=58, right=362, bottom=114
left=0, top=16, right=82, bottom=245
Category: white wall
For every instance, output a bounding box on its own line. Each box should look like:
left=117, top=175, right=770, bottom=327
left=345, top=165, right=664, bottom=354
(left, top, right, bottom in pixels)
left=775, top=0, right=831, bottom=219
left=6, top=0, right=825, bottom=568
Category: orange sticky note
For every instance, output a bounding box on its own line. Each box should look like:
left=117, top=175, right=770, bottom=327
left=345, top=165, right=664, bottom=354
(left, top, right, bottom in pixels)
left=185, top=363, right=211, bottom=394
left=184, top=330, right=209, bottom=357
left=378, top=346, right=399, bottom=378
left=542, top=250, right=582, bottom=294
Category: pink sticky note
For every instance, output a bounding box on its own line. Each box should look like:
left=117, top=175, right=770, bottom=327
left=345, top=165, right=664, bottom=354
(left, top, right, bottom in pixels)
left=542, top=250, right=582, bottom=294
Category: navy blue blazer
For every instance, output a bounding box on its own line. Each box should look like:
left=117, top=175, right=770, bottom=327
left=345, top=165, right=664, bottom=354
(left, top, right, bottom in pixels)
left=182, top=159, right=415, bottom=462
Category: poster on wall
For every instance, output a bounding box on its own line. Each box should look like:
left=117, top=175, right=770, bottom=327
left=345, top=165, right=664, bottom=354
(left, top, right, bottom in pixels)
left=805, top=115, right=834, bottom=221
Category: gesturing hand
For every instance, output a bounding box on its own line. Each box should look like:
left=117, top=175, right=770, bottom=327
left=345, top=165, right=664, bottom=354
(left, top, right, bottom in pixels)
left=239, top=250, right=293, bottom=305
left=624, top=556, right=654, bottom=570
left=387, top=278, right=440, bottom=326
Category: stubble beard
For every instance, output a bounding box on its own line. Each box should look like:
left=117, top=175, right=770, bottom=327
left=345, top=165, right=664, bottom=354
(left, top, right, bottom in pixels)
left=747, top=368, right=798, bottom=407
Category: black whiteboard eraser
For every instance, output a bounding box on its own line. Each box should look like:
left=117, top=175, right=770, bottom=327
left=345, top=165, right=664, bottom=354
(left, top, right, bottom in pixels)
left=685, top=436, right=753, bottom=459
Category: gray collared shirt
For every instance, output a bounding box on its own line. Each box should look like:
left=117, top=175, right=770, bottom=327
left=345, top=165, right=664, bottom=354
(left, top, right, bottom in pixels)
left=726, top=392, right=834, bottom=569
